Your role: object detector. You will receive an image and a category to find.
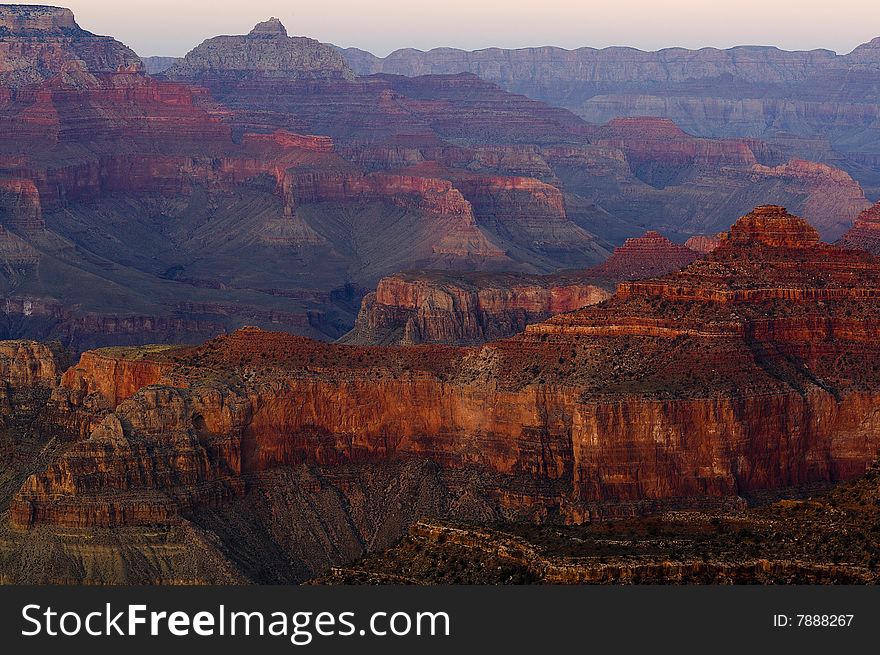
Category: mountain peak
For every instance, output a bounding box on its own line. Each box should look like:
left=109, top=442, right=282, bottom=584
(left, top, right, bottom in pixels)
left=249, top=17, right=287, bottom=37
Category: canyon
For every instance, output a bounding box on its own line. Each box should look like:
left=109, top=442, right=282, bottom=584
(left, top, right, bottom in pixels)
left=1, top=6, right=880, bottom=586
left=2, top=206, right=880, bottom=583
left=0, top=6, right=875, bottom=353
left=340, top=38, right=880, bottom=197
left=322, top=463, right=880, bottom=584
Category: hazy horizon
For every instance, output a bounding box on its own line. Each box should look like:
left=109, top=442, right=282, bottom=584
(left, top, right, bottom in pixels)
left=10, top=0, right=880, bottom=58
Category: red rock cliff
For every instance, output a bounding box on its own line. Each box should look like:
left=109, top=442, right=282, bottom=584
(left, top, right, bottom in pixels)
left=12, top=207, right=880, bottom=529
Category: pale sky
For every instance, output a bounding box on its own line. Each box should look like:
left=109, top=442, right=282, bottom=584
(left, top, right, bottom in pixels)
left=17, top=0, right=880, bottom=58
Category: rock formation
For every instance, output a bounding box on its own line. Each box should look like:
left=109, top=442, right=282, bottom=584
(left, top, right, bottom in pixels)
left=321, top=466, right=880, bottom=584
left=838, top=201, right=880, bottom=254
left=9, top=206, right=880, bottom=532
left=0, top=4, right=143, bottom=88
left=4, top=206, right=880, bottom=582
left=341, top=270, right=612, bottom=345
left=684, top=234, right=722, bottom=254
left=343, top=227, right=706, bottom=346
left=587, top=230, right=700, bottom=281
left=340, top=39, right=880, bottom=196
left=164, top=18, right=355, bottom=81
left=0, top=9, right=872, bottom=355
left=0, top=177, right=43, bottom=229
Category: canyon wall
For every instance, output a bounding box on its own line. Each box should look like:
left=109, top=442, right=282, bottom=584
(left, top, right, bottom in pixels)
left=340, top=39, right=880, bottom=195
left=0, top=4, right=143, bottom=88
left=10, top=207, right=880, bottom=533
left=344, top=228, right=708, bottom=346
left=342, top=271, right=612, bottom=345
left=838, top=201, right=880, bottom=254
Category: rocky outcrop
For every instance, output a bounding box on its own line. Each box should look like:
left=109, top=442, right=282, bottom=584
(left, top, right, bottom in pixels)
left=12, top=207, right=880, bottom=533
left=837, top=201, right=880, bottom=254
left=0, top=5, right=143, bottom=88
left=587, top=230, right=700, bottom=281
left=11, top=385, right=246, bottom=528
left=164, top=18, right=354, bottom=82
left=343, top=227, right=702, bottom=347
left=0, top=339, right=65, bottom=391
left=684, top=234, right=722, bottom=254
left=342, top=270, right=611, bottom=345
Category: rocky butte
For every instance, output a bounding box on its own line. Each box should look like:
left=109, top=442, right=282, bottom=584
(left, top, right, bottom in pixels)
left=2, top=206, right=880, bottom=583
left=341, top=270, right=613, bottom=346
left=163, top=17, right=355, bottom=81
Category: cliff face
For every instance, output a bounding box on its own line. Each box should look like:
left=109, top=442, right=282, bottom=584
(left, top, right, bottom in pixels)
left=838, top=201, right=880, bottom=254
left=165, top=18, right=354, bottom=81
left=342, top=44, right=841, bottom=86
left=0, top=339, right=65, bottom=392
left=340, top=40, right=880, bottom=195
left=0, top=5, right=143, bottom=88
left=11, top=207, right=880, bottom=538
left=343, top=228, right=703, bottom=347
left=342, top=271, right=612, bottom=345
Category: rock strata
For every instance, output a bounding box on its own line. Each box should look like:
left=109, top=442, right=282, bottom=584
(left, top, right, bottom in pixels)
left=343, top=227, right=704, bottom=346
left=837, top=201, right=880, bottom=254
left=164, top=18, right=355, bottom=81
left=342, top=270, right=612, bottom=345
left=588, top=230, right=700, bottom=281
left=0, top=5, right=143, bottom=88
left=11, top=207, right=880, bottom=533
